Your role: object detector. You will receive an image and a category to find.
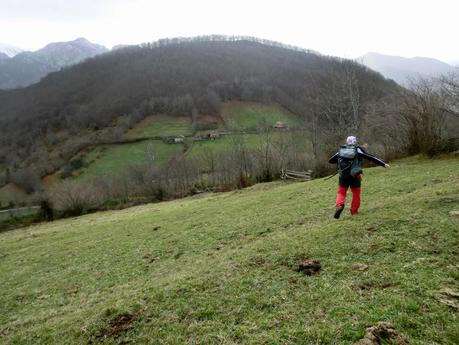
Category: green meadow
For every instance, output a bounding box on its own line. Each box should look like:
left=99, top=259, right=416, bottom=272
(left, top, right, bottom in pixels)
left=221, top=102, right=300, bottom=130
left=126, top=115, right=193, bottom=139
left=1, top=156, right=458, bottom=344
left=75, top=140, right=183, bottom=181
left=71, top=102, right=302, bottom=181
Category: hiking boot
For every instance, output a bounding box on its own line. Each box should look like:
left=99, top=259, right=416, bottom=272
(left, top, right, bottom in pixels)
left=334, top=204, right=344, bottom=219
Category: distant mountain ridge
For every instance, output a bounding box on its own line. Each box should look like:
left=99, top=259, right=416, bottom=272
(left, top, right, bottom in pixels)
left=0, top=43, right=23, bottom=57
left=359, top=52, right=455, bottom=86
left=0, top=38, right=108, bottom=89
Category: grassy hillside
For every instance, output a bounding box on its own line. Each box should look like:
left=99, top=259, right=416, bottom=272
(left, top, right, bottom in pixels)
left=71, top=102, right=302, bottom=181
left=0, top=38, right=398, bottom=180
left=221, top=102, right=300, bottom=130
left=187, top=133, right=265, bottom=158
left=74, top=141, right=183, bottom=181
left=126, top=115, right=193, bottom=139
left=1, top=156, right=458, bottom=344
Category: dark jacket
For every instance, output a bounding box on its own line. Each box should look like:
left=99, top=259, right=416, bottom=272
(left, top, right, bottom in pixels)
left=328, top=146, right=386, bottom=167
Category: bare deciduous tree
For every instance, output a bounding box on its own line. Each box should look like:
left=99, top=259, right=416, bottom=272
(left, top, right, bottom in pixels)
left=399, top=75, right=458, bottom=155
left=51, top=180, right=95, bottom=215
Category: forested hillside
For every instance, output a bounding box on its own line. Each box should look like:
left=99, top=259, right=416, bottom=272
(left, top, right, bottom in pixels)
left=0, top=36, right=400, bottom=182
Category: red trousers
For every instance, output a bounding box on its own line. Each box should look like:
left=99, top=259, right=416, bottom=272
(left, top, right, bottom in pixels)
left=335, top=185, right=361, bottom=214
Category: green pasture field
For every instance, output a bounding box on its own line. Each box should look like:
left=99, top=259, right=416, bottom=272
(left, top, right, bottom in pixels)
left=222, top=102, right=300, bottom=130
left=1, top=156, right=458, bottom=344
left=75, top=140, right=183, bottom=181
left=126, top=115, right=192, bottom=139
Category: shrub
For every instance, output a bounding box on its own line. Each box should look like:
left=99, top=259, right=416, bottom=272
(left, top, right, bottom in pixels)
left=51, top=180, right=96, bottom=216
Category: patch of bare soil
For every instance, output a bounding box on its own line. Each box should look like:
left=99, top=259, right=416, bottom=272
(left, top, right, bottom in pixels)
left=435, top=288, right=459, bottom=310
left=91, top=311, right=141, bottom=343
left=296, top=259, right=321, bottom=276
left=353, top=322, right=407, bottom=345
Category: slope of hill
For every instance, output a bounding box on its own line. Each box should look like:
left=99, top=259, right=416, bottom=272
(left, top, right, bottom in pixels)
left=63, top=102, right=300, bottom=182
left=126, top=114, right=193, bottom=139
left=0, top=37, right=400, bottom=185
left=1, top=156, right=457, bottom=344
left=360, top=52, right=454, bottom=85
left=221, top=101, right=300, bottom=130
left=74, top=140, right=184, bottom=181
left=0, top=38, right=108, bottom=89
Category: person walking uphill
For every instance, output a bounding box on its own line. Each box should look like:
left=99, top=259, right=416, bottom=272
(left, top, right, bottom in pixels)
left=328, top=136, right=390, bottom=219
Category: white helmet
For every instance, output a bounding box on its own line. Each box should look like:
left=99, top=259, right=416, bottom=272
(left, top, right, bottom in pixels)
left=346, top=136, right=357, bottom=145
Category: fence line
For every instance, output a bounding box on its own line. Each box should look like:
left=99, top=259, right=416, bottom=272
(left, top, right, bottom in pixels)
left=280, top=169, right=312, bottom=181
left=0, top=206, right=40, bottom=222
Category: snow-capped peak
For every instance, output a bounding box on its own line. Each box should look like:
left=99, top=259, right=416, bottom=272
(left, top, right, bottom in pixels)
left=0, top=43, right=23, bottom=57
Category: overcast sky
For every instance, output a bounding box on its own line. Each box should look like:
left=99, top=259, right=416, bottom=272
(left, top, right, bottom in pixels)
left=0, top=0, right=458, bottom=62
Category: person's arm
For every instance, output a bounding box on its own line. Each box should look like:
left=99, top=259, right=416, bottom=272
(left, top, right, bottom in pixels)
left=356, top=147, right=389, bottom=168
left=328, top=152, right=338, bottom=164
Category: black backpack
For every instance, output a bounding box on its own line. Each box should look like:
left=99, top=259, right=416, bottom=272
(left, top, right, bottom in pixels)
left=337, top=145, right=361, bottom=177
